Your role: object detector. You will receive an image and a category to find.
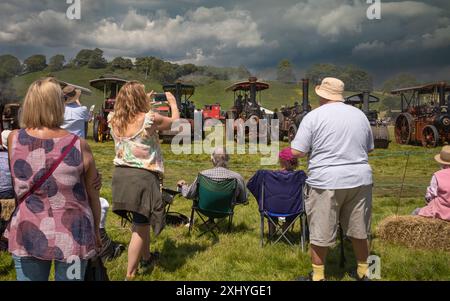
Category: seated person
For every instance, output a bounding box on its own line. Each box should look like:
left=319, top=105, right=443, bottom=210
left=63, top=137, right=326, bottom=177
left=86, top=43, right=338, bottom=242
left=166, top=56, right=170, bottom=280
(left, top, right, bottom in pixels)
left=0, top=130, right=13, bottom=199
left=412, top=146, right=450, bottom=222
left=61, top=85, right=90, bottom=139
left=177, top=147, right=247, bottom=204
left=98, top=197, right=125, bottom=261
left=248, top=147, right=302, bottom=235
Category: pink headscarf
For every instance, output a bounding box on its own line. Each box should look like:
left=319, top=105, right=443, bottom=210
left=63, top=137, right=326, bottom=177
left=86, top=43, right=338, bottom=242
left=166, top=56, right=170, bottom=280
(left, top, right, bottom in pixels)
left=279, top=147, right=296, bottom=162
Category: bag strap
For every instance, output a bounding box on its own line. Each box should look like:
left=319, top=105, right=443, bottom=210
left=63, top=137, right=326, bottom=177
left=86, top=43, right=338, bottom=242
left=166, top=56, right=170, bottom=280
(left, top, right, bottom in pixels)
left=18, top=135, right=78, bottom=203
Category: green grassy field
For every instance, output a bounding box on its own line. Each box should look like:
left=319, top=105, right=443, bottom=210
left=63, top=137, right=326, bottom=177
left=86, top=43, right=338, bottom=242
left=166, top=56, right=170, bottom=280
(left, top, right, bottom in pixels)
left=1, top=125, right=450, bottom=281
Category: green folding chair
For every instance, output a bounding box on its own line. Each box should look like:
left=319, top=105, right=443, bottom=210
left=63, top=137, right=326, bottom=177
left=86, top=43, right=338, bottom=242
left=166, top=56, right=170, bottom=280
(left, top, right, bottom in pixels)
left=188, top=174, right=237, bottom=237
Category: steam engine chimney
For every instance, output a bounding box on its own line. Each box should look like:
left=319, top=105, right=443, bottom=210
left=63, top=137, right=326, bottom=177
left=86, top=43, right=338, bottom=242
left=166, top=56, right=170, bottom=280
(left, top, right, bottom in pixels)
left=302, top=78, right=309, bottom=112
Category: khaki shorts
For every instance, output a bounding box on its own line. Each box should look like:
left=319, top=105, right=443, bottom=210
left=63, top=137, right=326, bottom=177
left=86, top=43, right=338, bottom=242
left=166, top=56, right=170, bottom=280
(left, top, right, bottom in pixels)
left=304, top=184, right=372, bottom=247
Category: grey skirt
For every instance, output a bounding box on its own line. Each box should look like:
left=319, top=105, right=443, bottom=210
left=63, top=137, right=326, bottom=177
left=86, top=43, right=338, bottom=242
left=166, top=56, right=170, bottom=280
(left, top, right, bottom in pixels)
left=112, top=166, right=165, bottom=235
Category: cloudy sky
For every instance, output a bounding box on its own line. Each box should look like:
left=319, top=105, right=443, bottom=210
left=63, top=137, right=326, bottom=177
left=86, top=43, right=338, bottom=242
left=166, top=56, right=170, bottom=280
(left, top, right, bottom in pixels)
left=0, top=0, right=449, bottom=84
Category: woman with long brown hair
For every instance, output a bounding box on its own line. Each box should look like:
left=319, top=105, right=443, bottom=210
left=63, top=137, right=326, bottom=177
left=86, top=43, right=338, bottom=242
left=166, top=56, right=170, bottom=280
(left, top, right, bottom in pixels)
left=108, top=81, right=179, bottom=280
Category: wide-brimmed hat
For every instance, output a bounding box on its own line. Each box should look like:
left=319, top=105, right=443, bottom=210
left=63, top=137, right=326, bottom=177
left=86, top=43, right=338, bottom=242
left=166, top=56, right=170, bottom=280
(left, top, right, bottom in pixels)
left=434, top=145, right=450, bottom=165
left=1, top=130, right=11, bottom=150
left=315, top=77, right=345, bottom=102
left=62, top=85, right=81, bottom=104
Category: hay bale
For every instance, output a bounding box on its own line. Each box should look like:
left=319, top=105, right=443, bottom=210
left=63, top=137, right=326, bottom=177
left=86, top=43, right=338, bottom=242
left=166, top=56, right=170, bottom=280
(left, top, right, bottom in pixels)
left=0, top=199, right=15, bottom=221
left=377, top=215, right=450, bottom=252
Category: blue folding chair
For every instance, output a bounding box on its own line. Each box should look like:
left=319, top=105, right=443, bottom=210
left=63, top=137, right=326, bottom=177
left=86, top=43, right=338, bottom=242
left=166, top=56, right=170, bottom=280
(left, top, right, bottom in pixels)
left=247, top=170, right=308, bottom=251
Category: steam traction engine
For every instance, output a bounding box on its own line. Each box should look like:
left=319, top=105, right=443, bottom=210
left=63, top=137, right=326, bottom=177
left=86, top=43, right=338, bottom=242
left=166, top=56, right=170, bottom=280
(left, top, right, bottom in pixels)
left=273, top=78, right=312, bottom=142
left=392, top=82, right=450, bottom=147
left=345, top=91, right=390, bottom=149
left=225, top=77, right=272, bottom=142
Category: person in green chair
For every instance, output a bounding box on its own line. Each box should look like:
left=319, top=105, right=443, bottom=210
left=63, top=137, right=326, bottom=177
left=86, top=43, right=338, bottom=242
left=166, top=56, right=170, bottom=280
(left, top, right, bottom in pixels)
left=177, top=147, right=248, bottom=204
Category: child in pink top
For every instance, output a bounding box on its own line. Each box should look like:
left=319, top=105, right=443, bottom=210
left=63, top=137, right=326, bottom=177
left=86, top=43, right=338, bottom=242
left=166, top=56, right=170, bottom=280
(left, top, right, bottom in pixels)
left=413, top=146, right=450, bottom=222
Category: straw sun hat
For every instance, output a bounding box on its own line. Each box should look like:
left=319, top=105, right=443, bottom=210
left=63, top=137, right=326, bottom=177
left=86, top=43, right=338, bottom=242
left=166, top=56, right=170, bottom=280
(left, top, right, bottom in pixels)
left=315, top=77, right=345, bottom=102
left=434, top=146, right=450, bottom=166
left=62, top=85, right=81, bottom=104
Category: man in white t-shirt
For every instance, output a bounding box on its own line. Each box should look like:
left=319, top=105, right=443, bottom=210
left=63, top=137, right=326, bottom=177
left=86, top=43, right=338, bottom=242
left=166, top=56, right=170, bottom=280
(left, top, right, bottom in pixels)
left=291, top=77, right=374, bottom=281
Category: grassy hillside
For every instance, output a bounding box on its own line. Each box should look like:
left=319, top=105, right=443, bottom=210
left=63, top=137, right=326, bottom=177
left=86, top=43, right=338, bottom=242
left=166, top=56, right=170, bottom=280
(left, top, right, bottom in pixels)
left=11, top=67, right=393, bottom=117
left=10, top=67, right=327, bottom=112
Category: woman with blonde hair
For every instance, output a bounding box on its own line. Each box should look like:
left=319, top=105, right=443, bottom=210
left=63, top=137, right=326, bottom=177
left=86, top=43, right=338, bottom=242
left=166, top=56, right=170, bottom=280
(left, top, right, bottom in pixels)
left=5, top=77, right=102, bottom=281
left=108, top=81, right=179, bottom=280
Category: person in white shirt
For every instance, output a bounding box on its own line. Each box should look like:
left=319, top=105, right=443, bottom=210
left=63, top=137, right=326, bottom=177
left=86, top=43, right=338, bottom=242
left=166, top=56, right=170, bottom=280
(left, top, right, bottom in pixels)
left=61, top=85, right=89, bottom=138
left=291, top=77, right=374, bottom=281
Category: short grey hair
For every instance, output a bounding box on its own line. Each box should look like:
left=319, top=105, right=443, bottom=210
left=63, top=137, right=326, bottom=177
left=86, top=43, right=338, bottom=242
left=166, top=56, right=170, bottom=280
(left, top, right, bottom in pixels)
left=211, top=147, right=230, bottom=168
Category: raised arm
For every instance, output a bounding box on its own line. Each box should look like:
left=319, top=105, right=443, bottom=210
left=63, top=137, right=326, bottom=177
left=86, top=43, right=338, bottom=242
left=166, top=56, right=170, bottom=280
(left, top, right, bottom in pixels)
left=80, top=139, right=102, bottom=250
left=153, top=92, right=180, bottom=132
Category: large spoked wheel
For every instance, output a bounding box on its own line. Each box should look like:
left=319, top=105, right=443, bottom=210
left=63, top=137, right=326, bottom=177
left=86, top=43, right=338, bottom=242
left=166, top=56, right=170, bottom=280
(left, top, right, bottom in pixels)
left=288, top=124, right=298, bottom=143
left=422, top=125, right=439, bottom=148
left=93, top=118, right=104, bottom=143
left=395, top=113, right=414, bottom=145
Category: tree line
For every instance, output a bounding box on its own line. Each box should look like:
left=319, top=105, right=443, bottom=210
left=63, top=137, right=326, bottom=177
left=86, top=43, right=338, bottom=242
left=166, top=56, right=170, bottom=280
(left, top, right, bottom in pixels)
left=0, top=48, right=424, bottom=110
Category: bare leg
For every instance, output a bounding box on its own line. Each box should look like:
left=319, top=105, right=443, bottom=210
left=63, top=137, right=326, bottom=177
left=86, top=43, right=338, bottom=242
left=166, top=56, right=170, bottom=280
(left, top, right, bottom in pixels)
left=126, top=224, right=150, bottom=278
left=349, top=238, right=369, bottom=262
left=310, top=244, right=328, bottom=265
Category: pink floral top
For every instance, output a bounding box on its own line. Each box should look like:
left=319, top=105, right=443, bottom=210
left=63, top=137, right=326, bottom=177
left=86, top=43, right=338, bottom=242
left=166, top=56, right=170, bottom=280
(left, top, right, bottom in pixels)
left=6, top=129, right=96, bottom=261
left=108, top=112, right=164, bottom=175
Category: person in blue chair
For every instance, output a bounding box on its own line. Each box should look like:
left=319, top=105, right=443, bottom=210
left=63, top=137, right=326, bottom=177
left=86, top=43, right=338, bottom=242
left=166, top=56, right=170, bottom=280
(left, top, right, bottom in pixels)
left=177, top=147, right=248, bottom=204
left=247, top=147, right=305, bottom=237
left=271, top=147, right=300, bottom=233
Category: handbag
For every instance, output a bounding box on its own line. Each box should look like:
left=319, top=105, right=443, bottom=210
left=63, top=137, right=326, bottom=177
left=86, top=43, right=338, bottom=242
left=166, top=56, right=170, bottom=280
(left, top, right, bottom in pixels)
left=84, top=256, right=109, bottom=281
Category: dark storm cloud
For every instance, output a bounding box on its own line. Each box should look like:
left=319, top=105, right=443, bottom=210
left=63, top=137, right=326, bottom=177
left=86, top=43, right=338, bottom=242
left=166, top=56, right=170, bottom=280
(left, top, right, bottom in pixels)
left=0, top=0, right=449, bottom=84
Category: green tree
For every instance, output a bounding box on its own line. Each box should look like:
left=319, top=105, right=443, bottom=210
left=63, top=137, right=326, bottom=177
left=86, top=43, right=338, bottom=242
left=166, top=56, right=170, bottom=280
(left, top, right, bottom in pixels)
left=306, top=63, right=372, bottom=91
left=88, top=48, right=107, bottom=69
left=0, top=55, right=22, bottom=82
left=277, top=59, right=296, bottom=83
left=111, top=57, right=133, bottom=70
left=48, top=54, right=65, bottom=72
left=74, top=48, right=107, bottom=68
left=306, top=63, right=342, bottom=85
left=382, top=73, right=418, bottom=95
left=23, top=54, right=47, bottom=73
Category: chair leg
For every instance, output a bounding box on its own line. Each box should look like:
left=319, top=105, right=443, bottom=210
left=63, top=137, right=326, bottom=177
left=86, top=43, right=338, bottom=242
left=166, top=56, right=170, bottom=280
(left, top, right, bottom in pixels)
left=300, top=215, right=305, bottom=252
left=228, top=214, right=233, bottom=232
left=260, top=214, right=264, bottom=247
left=189, top=208, right=195, bottom=233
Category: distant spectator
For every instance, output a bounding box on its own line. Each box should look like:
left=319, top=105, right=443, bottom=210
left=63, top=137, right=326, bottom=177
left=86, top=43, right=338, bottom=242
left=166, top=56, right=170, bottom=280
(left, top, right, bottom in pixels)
left=5, top=78, right=102, bottom=281
left=177, top=147, right=248, bottom=205
left=412, top=146, right=450, bottom=222
left=0, top=130, right=13, bottom=199
left=61, top=85, right=89, bottom=138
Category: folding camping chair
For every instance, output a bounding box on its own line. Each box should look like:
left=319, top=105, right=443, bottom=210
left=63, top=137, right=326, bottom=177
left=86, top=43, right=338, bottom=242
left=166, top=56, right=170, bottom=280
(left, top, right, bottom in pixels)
left=248, top=170, right=308, bottom=251
left=188, top=174, right=237, bottom=238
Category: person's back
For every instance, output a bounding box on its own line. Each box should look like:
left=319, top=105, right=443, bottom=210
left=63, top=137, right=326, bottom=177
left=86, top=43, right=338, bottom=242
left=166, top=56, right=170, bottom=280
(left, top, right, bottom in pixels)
left=295, top=102, right=373, bottom=189
left=62, top=103, right=89, bottom=138
left=7, top=129, right=96, bottom=261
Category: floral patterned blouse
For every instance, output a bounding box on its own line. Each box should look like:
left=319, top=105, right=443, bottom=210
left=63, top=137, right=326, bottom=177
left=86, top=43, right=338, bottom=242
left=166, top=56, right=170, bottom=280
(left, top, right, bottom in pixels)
left=6, top=129, right=96, bottom=261
left=108, top=112, right=164, bottom=175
